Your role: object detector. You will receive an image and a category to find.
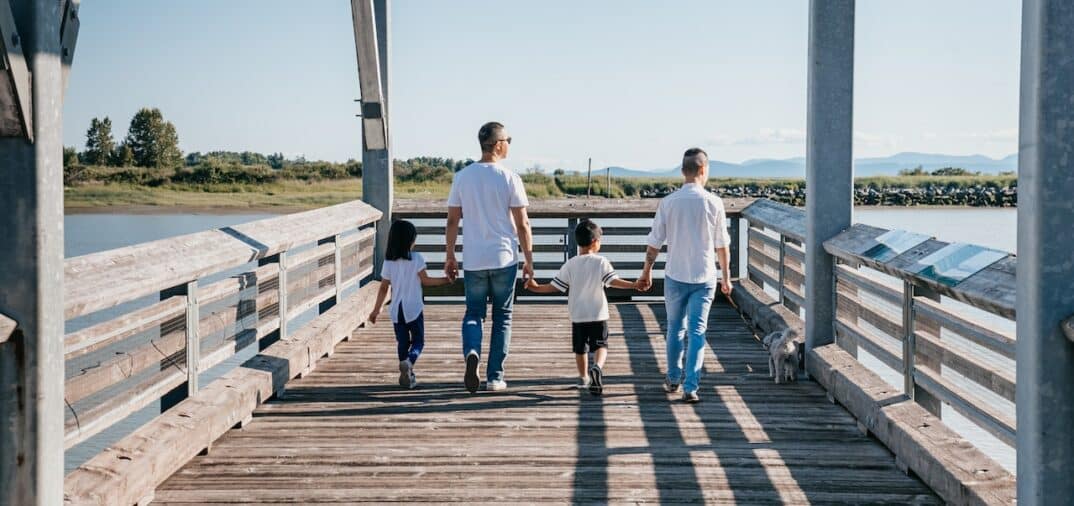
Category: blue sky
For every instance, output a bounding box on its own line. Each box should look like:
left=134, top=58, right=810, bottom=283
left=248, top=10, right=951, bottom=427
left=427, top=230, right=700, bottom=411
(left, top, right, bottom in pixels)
left=62, top=1, right=1021, bottom=170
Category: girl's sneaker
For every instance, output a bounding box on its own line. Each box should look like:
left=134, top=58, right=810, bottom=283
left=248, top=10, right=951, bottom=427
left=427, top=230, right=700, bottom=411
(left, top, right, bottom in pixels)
left=399, top=360, right=412, bottom=387
left=576, top=377, right=590, bottom=389
left=408, top=371, right=418, bottom=389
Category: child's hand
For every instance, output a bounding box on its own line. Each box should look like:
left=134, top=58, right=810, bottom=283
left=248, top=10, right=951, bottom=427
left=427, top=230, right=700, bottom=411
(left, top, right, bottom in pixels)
left=524, top=278, right=539, bottom=290
left=368, top=309, right=379, bottom=325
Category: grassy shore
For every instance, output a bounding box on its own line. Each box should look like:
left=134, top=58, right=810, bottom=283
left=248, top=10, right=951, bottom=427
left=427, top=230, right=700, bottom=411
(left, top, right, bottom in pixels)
left=63, top=173, right=1017, bottom=212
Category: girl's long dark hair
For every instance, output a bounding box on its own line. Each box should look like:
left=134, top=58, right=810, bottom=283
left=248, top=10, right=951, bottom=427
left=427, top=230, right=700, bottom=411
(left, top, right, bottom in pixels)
left=385, top=219, right=417, bottom=261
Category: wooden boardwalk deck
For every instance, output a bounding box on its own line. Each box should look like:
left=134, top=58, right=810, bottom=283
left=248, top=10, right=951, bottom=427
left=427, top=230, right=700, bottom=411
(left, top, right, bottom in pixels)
left=154, top=301, right=939, bottom=504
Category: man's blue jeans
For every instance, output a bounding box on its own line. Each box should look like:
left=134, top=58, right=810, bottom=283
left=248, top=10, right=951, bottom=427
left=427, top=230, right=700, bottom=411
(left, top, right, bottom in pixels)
left=664, top=276, right=717, bottom=393
left=462, top=263, right=517, bottom=383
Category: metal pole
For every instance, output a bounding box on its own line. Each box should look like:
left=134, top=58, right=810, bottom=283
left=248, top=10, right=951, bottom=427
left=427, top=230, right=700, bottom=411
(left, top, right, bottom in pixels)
left=586, top=157, right=592, bottom=198
left=804, top=0, right=854, bottom=357
left=606, top=167, right=611, bottom=198
left=1016, top=0, right=1074, bottom=499
left=0, top=1, right=65, bottom=504
left=353, top=0, right=392, bottom=278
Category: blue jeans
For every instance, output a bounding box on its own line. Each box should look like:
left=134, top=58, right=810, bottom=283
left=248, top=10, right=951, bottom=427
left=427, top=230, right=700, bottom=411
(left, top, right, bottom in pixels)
left=664, top=276, right=717, bottom=393
left=462, top=263, right=517, bottom=382
left=393, top=305, right=424, bottom=364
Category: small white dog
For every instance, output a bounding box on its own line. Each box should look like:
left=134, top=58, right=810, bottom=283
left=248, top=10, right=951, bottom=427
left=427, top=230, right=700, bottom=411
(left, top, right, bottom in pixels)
left=764, top=329, right=800, bottom=384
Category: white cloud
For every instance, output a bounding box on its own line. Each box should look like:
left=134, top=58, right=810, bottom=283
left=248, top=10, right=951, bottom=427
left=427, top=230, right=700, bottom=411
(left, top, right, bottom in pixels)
left=708, top=128, right=806, bottom=146
left=955, top=128, right=1018, bottom=142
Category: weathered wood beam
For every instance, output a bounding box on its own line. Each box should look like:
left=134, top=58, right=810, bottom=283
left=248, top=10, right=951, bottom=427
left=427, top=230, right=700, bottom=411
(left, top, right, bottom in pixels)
left=0, top=0, right=33, bottom=139
left=63, top=283, right=381, bottom=506
left=60, top=0, right=79, bottom=94
left=65, top=200, right=380, bottom=320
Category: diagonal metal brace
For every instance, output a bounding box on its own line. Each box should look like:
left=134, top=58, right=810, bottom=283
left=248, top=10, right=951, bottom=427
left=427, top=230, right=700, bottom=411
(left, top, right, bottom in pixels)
left=350, top=0, right=387, bottom=151
left=0, top=0, right=33, bottom=140
left=60, top=0, right=80, bottom=95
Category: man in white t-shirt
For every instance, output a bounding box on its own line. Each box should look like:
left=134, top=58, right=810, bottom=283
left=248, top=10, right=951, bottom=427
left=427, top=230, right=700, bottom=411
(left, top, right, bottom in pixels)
left=638, top=148, right=733, bottom=404
left=445, top=122, right=534, bottom=393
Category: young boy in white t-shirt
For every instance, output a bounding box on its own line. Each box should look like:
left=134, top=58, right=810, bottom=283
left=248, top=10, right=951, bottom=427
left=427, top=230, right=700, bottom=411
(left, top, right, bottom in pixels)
left=525, top=220, right=638, bottom=395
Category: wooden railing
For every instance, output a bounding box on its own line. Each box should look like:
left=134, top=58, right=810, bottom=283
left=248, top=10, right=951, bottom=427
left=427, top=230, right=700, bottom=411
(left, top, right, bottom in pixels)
left=742, top=199, right=1017, bottom=447
left=63, top=201, right=379, bottom=456
left=394, top=198, right=751, bottom=298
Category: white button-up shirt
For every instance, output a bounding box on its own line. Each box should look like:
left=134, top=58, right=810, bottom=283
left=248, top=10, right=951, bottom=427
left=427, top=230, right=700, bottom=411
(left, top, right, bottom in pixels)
left=646, top=183, right=731, bottom=284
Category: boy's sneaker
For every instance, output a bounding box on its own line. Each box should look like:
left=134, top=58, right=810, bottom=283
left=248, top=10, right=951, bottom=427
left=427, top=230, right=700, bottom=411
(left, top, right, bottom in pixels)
left=408, top=371, right=418, bottom=389
left=683, top=391, right=701, bottom=404
left=398, top=360, right=412, bottom=387
left=663, top=378, right=681, bottom=393
left=464, top=351, right=480, bottom=393
left=588, top=365, right=604, bottom=396
left=576, top=377, right=590, bottom=389
left=486, top=379, right=508, bottom=391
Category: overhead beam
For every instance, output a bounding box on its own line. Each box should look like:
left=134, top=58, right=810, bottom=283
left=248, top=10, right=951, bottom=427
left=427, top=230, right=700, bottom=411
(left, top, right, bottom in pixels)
left=350, top=0, right=392, bottom=276
left=1016, top=0, right=1074, bottom=500
left=804, top=0, right=855, bottom=356
left=0, top=1, right=66, bottom=504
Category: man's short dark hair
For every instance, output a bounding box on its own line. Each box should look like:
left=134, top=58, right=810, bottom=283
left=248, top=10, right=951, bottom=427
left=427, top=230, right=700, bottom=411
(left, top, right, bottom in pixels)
left=682, top=147, right=709, bottom=176
left=478, top=122, right=506, bottom=152
left=574, top=219, right=602, bottom=248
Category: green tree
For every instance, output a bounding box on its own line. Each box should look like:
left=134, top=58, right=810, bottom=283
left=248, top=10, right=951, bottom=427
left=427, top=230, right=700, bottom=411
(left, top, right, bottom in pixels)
left=931, top=167, right=977, bottom=176
left=83, top=117, right=115, bottom=165
left=63, top=146, right=80, bottom=168
left=124, top=107, right=182, bottom=168
left=111, top=143, right=134, bottom=167
left=898, top=165, right=927, bottom=176
left=267, top=152, right=286, bottom=169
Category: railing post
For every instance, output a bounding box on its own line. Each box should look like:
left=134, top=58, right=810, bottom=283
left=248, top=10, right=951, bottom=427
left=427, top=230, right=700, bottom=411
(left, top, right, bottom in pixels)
left=728, top=217, right=740, bottom=279
left=258, top=252, right=288, bottom=351
left=319, top=235, right=343, bottom=313
left=160, top=280, right=199, bottom=412
left=900, top=281, right=915, bottom=400
left=805, top=0, right=855, bottom=357
left=777, top=236, right=787, bottom=305
left=911, top=284, right=941, bottom=417
left=746, top=224, right=762, bottom=287
left=566, top=218, right=578, bottom=260
left=184, top=281, right=200, bottom=396
left=1016, top=0, right=1074, bottom=497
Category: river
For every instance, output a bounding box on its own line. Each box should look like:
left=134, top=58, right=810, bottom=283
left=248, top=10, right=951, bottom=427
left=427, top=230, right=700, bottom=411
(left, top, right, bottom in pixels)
left=63, top=206, right=1017, bottom=474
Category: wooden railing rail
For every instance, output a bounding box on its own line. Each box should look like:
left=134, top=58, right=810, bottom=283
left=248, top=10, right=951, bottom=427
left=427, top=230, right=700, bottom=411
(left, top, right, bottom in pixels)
left=394, top=198, right=751, bottom=298
left=62, top=201, right=380, bottom=453
left=741, top=198, right=1017, bottom=447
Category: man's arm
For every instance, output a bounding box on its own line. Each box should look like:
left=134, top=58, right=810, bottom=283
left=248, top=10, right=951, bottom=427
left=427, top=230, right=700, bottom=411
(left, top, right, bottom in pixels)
left=638, top=245, right=660, bottom=292
left=716, top=246, right=732, bottom=295
left=444, top=206, right=462, bottom=281
left=511, top=206, right=534, bottom=282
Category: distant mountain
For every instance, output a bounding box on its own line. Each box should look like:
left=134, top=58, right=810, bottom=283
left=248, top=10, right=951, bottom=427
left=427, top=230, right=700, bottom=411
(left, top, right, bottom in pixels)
left=595, top=152, right=1017, bottom=179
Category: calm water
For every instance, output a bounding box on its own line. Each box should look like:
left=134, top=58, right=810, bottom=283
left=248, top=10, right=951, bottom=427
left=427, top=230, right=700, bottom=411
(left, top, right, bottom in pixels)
left=63, top=206, right=1018, bottom=473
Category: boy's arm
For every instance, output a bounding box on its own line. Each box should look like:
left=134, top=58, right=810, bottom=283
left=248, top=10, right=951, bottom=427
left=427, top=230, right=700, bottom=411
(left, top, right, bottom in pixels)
left=524, top=279, right=561, bottom=294
left=607, top=278, right=638, bottom=290
left=368, top=280, right=391, bottom=324
left=419, top=269, right=452, bottom=287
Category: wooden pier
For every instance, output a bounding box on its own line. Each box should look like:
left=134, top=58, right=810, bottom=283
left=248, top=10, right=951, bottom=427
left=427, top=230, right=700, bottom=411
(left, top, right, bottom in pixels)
left=152, top=302, right=938, bottom=504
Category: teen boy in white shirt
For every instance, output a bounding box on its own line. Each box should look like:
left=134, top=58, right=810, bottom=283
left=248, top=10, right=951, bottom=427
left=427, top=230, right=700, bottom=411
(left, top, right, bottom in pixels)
left=525, top=220, right=638, bottom=395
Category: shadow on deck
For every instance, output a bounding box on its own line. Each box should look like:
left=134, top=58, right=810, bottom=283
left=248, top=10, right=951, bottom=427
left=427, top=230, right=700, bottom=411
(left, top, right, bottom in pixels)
left=153, top=301, right=939, bottom=504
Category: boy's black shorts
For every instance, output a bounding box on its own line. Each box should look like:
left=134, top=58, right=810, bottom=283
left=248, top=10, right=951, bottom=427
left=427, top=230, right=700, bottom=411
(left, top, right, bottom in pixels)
left=572, top=321, right=609, bottom=354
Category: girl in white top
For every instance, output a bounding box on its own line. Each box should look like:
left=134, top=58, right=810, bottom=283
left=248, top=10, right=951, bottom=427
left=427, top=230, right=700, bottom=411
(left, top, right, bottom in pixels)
left=525, top=220, right=639, bottom=395
left=369, top=220, right=453, bottom=388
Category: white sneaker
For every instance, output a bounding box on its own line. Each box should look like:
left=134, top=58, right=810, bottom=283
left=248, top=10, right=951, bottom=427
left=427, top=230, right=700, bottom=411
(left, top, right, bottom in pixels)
left=408, top=371, right=418, bottom=389
left=398, top=360, right=412, bottom=387
left=576, top=377, right=591, bottom=389
left=486, top=379, right=508, bottom=391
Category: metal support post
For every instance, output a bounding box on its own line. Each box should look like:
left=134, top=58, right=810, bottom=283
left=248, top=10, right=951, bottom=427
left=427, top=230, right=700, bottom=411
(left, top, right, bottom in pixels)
left=1016, top=0, right=1074, bottom=498
left=0, top=2, right=66, bottom=504
left=804, top=0, right=855, bottom=356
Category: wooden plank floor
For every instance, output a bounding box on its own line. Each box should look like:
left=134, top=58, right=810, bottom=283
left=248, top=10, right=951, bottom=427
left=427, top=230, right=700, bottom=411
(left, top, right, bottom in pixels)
left=155, top=301, right=939, bottom=504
